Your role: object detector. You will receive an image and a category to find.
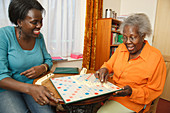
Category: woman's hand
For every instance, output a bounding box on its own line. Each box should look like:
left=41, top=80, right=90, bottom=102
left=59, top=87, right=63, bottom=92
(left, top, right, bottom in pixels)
left=113, top=85, right=132, bottom=97
left=20, top=65, right=46, bottom=79
left=27, top=84, right=63, bottom=106
left=94, top=68, right=109, bottom=83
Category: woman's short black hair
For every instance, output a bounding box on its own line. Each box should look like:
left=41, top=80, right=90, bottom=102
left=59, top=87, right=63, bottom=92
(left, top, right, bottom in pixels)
left=8, top=0, right=45, bottom=25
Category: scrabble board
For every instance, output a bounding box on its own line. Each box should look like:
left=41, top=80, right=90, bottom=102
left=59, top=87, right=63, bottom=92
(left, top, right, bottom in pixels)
left=50, top=73, right=122, bottom=104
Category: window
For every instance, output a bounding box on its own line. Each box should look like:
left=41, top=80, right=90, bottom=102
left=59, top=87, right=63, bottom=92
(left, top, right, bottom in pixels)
left=38, top=0, right=86, bottom=57
left=0, top=0, right=12, bottom=27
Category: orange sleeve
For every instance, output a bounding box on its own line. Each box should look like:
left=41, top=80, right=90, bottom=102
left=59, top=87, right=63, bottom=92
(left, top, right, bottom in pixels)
left=101, top=46, right=120, bottom=73
left=129, top=56, right=167, bottom=105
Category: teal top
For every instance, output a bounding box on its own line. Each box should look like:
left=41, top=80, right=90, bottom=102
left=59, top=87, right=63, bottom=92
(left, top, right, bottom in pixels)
left=0, top=26, right=53, bottom=92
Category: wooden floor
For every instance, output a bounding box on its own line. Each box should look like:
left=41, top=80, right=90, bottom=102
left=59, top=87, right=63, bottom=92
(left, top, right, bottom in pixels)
left=156, top=98, right=170, bottom=113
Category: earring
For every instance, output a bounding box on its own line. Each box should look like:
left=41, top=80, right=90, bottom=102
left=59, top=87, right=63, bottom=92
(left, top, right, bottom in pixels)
left=18, top=27, right=21, bottom=40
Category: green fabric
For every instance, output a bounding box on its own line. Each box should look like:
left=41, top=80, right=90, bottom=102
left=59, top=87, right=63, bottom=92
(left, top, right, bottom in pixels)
left=118, top=34, right=123, bottom=43
left=53, top=67, right=79, bottom=74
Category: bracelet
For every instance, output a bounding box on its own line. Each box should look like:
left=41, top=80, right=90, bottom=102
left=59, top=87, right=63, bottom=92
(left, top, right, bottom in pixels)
left=41, top=64, right=48, bottom=72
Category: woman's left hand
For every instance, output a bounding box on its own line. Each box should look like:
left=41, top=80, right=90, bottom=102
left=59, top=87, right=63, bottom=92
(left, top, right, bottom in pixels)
left=20, top=65, right=45, bottom=79
left=26, top=84, right=63, bottom=106
left=113, top=85, right=132, bottom=97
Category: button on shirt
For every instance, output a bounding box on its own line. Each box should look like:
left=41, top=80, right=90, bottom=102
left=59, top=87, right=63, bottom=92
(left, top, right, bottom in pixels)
left=101, top=41, right=166, bottom=112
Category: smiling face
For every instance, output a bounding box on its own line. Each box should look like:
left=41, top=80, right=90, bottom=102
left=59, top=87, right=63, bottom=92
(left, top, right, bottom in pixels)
left=18, top=9, right=43, bottom=39
left=123, top=25, right=144, bottom=56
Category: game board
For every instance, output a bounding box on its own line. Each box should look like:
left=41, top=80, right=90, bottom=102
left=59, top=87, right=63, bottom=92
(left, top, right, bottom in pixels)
left=50, top=73, right=122, bottom=104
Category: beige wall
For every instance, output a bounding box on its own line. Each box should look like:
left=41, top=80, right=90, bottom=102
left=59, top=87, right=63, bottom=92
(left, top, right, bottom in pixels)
left=103, top=0, right=121, bottom=17
left=153, top=0, right=170, bottom=56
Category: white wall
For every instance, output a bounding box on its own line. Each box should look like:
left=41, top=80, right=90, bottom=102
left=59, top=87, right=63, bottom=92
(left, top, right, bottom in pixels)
left=119, top=0, right=158, bottom=45
left=103, top=0, right=121, bottom=18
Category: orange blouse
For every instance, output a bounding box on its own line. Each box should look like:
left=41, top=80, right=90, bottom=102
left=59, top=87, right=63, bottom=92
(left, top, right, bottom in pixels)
left=101, top=41, right=166, bottom=112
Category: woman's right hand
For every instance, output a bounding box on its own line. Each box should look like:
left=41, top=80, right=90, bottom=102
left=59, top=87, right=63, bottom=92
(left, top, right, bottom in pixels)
left=26, top=84, right=63, bottom=106
left=94, top=68, right=109, bottom=83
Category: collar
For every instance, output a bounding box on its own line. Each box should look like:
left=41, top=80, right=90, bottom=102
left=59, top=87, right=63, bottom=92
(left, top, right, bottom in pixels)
left=139, top=40, right=150, bottom=61
left=120, top=40, right=150, bottom=61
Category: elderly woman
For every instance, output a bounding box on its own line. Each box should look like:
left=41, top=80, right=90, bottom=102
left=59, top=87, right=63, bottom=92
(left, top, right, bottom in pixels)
left=96, top=13, right=166, bottom=113
left=0, top=0, right=61, bottom=113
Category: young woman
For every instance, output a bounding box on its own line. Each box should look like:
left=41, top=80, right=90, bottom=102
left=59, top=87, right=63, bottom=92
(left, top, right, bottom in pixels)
left=0, top=0, right=59, bottom=113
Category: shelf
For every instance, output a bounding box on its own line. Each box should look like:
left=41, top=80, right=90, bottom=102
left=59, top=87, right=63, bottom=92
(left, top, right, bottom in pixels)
left=112, top=25, right=118, bottom=28
left=98, top=18, right=122, bottom=24
left=110, top=44, right=119, bottom=47
left=111, top=30, right=121, bottom=34
left=112, top=18, right=122, bottom=24
left=95, top=18, right=122, bottom=71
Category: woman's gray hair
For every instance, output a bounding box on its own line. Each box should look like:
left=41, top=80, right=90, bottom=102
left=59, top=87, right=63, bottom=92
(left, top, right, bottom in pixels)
left=120, top=13, right=152, bottom=37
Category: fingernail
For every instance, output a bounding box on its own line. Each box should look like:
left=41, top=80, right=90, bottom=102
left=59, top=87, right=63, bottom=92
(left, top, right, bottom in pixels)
left=50, top=92, right=54, bottom=95
left=96, top=71, right=99, bottom=74
left=58, top=98, right=63, bottom=102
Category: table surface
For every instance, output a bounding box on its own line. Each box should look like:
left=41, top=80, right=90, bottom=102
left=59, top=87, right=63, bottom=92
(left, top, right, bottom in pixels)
left=33, top=70, right=113, bottom=105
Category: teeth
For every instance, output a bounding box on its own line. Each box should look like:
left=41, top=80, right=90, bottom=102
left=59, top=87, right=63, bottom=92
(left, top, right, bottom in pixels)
left=128, top=47, right=134, bottom=51
left=34, top=30, right=40, bottom=35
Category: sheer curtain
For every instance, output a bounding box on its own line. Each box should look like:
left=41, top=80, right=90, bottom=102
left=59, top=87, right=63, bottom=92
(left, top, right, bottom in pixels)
left=0, top=0, right=12, bottom=27
left=39, top=0, right=86, bottom=57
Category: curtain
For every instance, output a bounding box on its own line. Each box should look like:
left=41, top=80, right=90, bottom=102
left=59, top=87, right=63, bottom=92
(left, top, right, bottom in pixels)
left=0, top=0, right=12, bottom=27
left=82, top=0, right=103, bottom=70
left=39, top=0, right=86, bottom=57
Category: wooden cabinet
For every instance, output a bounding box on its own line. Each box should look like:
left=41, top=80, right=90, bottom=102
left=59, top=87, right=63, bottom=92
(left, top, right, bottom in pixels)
left=153, top=0, right=170, bottom=101
left=161, top=55, right=170, bottom=101
left=95, top=18, right=122, bottom=71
